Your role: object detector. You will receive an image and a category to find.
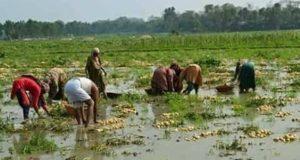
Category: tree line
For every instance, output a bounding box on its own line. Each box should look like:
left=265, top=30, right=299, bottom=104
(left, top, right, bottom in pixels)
left=1, top=3, right=300, bottom=39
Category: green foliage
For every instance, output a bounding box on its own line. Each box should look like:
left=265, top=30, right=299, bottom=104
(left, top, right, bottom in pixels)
left=16, top=131, right=57, bottom=154
left=0, top=52, right=5, bottom=58
left=232, top=104, right=246, bottom=115
left=238, top=124, right=259, bottom=134
left=243, top=95, right=289, bottom=108
left=255, top=51, right=281, bottom=60
left=105, top=135, right=145, bottom=146
left=118, top=93, right=147, bottom=104
left=162, top=94, right=225, bottom=123
left=135, top=76, right=150, bottom=88
left=0, top=118, right=15, bottom=134
left=215, top=139, right=247, bottom=152
left=183, top=112, right=203, bottom=124
left=288, top=65, right=300, bottom=73
left=194, top=55, right=221, bottom=67
left=291, top=79, right=300, bottom=89
left=133, top=68, right=151, bottom=88
left=1, top=156, right=13, bottom=160
left=164, top=93, right=188, bottom=113
left=50, top=56, right=71, bottom=66
left=256, top=76, right=269, bottom=87
left=90, top=143, right=115, bottom=156
left=23, top=118, right=73, bottom=133
left=3, top=4, right=300, bottom=39
left=0, top=31, right=300, bottom=70
left=49, top=103, right=70, bottom=117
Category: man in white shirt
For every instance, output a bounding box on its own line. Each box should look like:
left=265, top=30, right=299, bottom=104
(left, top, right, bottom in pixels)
left=64, top=77, right=99, bottom=127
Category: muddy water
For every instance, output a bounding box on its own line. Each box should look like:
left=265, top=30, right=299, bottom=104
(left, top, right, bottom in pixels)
left=1, top=87, right=300, bottom=160
left=1, top=66, right=300, bottom=160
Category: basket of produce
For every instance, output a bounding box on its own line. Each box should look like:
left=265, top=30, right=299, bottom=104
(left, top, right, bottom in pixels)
left=216, top=83, right=234, bottom=93
left=62, top=101, right=76, bottom=117
left=107, top=92, right=122, bottom=99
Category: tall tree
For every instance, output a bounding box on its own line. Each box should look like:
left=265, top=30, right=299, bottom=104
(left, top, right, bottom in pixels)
left=178, top=10, right=201, bottom=32
left=221, top=3, right=238, bottom=31
left=0, top=23, right=3, bottom=37
left=163, top=7, right=179, bottom=32
left=4, top=20, right=17, bottom=39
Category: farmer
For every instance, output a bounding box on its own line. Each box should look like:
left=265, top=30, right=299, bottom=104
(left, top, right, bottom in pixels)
left=85, top=47, right=107, bottom=99
left=170, top=62, right=183, bottom=92
left=43, top=68, right=67, bottom=103
left=179, top=64, right=203, bottom=94
left=150, top=63, right=181, bottom=95
left=64, top=77, right=99, bottom=127
left=234, top=60, right=256, bottom=93
left=10, top=75, right=50, bottom=120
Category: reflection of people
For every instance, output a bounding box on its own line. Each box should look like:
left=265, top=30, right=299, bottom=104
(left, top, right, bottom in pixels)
left=150, top=63, right=181, bottom=95
left=72, top=127, right=105, bottom=160
left=12, top=131, right=32, bottom=155
left=233, top=60, right=256, bottom=93
left=179, top=64, right=203, bottom=94
left=85, top=48, right=107, bottom=99
left=43, top=68, right=67, bottom=103
left=10, top=75, right=50, bottom=119
left=75, top=127, right=88, bottom=145
left=64, top=77, right=99, bottom=127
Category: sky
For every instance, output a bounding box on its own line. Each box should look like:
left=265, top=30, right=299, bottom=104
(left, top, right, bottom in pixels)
left=0, top=0, right=279, bottom=23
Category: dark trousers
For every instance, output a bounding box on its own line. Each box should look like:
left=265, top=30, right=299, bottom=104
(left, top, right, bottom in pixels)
left=16, top=89, right=31, bottom=119
left=183, top=82, right=199, bottom=95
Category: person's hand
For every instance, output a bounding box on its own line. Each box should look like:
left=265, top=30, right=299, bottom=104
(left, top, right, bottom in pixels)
left=102, top=70, right=107, bottom=76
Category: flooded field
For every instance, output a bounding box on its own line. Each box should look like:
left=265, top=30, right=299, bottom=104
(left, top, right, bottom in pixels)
left=1, top=58, right=300, bottom=160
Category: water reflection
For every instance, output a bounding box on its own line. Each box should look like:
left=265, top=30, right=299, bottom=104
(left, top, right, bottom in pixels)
left=70, top=127, right=105, bottom=160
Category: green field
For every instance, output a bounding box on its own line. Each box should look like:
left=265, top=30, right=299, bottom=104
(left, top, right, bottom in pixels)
left=1, top=31, right=300, bottom=160
left=1, top=30, right=300, bottom=68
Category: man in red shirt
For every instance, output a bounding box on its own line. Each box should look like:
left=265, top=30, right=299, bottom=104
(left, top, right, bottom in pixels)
left=11, top=75, right=50, bottom=119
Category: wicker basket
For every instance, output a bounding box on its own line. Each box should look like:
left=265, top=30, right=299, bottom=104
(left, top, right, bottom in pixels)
left=62, top=101, right=76, bottom=117
left=107, top=92, right=122, bottom=99
left=216, top=84, right=234, bottom=92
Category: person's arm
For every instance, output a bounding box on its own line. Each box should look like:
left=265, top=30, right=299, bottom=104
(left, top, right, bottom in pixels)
left=238, top=66, right=244, bottom=82
left=233, top=63, right=241, bottom=81
left=10, top=81, right=19, bottom=99
left=179, top=69, right=185, bottom=87
left=252, top=68, right=256, bottom=90
left=101, top=67, right=107, bottom=76
left=49, top=79, right=59, bottom=99
left=174, top=76, right=183, bottom=93
left=10, top=86, right=16, bottom=99
left=31, top=90, right=41, bottom=116
left=85, top=57, right=91, bottom=78
left=39, top=95, right=50, bottom=116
